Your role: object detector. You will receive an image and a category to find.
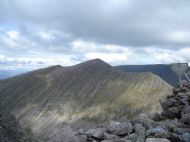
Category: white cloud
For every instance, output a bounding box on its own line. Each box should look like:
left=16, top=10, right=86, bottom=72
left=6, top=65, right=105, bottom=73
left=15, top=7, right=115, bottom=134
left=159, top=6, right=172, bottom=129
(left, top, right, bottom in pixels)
left=85, top=52, right=128, bottom=64
left=0, top=54, right=81, bottom=70
left=168, top=31, right=190, bottom=43
left=7, top=30, right=19, bottom=40
left=38, top=32, right=55, bottom=40
left=1, top=30, right=190, bottom=69
left=1, top=0, right=190, bottom=69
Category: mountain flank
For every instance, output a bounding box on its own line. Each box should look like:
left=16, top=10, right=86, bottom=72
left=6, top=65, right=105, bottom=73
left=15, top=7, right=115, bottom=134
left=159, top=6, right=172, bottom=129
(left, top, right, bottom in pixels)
left=0, top=103, right=39, bottom=142
left=0, top=59, right=172, bottom=141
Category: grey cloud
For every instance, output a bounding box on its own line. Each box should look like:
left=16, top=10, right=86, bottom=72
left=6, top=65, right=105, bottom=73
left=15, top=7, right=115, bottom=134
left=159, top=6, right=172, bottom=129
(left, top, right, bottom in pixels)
left=1, top=0, right=190, bottom=48
left=0, top=0, right=190, bottom=69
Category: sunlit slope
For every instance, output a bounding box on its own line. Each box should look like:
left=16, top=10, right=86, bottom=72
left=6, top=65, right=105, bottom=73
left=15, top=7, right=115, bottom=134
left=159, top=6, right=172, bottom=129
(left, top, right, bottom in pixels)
left=0, top=59, right=172, bottom=139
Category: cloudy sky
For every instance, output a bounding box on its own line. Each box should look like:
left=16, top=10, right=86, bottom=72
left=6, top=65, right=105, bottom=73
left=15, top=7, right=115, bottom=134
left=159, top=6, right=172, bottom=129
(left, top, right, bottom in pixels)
left=0, top=0, right=190, bottom=71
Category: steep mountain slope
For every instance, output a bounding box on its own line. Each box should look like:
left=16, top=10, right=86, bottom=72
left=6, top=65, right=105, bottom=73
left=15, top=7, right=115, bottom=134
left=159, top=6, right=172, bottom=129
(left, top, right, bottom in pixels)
left=0, top=59, right=172, bottom=141
left=116, top=64, right=181, bottom=86
left=0, top=103, right=39, bottom=142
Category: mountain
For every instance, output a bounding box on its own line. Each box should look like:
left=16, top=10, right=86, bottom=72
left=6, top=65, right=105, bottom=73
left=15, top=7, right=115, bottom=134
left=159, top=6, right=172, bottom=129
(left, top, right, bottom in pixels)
left=0, top=59, right=172, bottom=141
left=116, top=64, right=181, bottom=86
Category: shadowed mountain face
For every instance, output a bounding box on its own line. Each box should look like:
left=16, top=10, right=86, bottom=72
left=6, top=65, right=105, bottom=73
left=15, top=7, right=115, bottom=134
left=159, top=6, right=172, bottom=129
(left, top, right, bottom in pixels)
left=116, top=64, right=181, bottom=86
left=0, top=59, right=172, bottom=141
left=0, top=103, right=39, bottom=142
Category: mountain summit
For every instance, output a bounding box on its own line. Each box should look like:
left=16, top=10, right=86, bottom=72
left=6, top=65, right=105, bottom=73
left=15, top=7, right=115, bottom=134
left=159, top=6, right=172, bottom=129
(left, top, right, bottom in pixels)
left=68, top=58, right=112, bottom=71
left=0, top=59, right=172, bottom=141
left=75, top=58, right=110, bottom=66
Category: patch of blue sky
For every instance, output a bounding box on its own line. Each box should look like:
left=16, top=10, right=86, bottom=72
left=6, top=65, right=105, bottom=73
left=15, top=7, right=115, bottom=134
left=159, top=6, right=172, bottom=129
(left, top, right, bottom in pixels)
left=0, top=21, right=18, bottom=31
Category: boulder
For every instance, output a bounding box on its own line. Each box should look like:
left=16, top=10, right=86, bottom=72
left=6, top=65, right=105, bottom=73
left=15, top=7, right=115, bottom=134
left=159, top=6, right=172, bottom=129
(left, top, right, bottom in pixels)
left=146, top=127, right=168, bottom=138
left=160, top=99, right=176, bottom=110
left=173, top=86, right=181, bottom=95
left=157, top=120, right=178, bottom=133
left=132, top=113, right=154, bottom=130
left=182, top=105, right=190, bottom=114
left=161, top=107, right=181, bottom=119
left=180, top=113, right=190, bottom=124
left=167, top=133, right=182, bottom=142
left=145, top=138, right=171, bottom=142
left=181, top=133, right=190, bottom=142
left=90, top=140, right=98, bottom=142
left=136, top=137, right=145, bottom=142
left=101, top=140, right=117, bottom=142
left=75, top=129, right=84, bottom=135
left=148, top=112, right=162, bottom=121
left=103, top=132, right=119, bottom=140
left=134, top=124, right=145, bottom=136
left=48, top=126, right=80, bottom=142
left=76, top=135, right=87, bottom=142
left=78, top=129, right=84, bottom=134
left=178, top=98, right=189, bottom=105
left=172, top=121, right=190, bottom=128
left=85, top=128, right=107, bottom=140
left=124, top=133, right=138, bottom=140
left=184, top=91, right=190, bottom=97
left=101, top=140, right=131, bottom=142
left=180, top=87, right=190, bottom=93
left=107, top=121, right=132, bottom=135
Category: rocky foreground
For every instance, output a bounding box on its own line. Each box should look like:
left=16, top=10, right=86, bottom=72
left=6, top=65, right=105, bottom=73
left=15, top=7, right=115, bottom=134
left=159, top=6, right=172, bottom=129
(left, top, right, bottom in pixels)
left=55, top=83, right=190, bottom=142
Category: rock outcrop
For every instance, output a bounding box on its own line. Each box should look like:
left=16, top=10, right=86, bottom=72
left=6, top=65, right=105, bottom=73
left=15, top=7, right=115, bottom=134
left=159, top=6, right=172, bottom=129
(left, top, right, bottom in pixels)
left=71, top=82, right=190, bottom=142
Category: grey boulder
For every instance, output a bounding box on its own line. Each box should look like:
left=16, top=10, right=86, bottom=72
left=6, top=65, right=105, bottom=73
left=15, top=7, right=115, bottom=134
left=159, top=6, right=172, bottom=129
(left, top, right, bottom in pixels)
left=145, top=138, right=171, bottom=142
left=148, top=112, right=162, bottom=121
left=134, top=124, right=145, bottom=136
left=107, top=121, right=132, bottom=135
left=85, top=128, right=107, bottom=140
left=146, top=127, right=168, bottom=138
left=160, top=99, right=176, bottom=110
left=103, top=132, right=119, bottom=140
left=132, top=113, right=154, bottom=130
left=180, top=113, right=190, bottom=124
left=162, top=107, right=181, bottom=119
left=182, top=105, right=190, bottom=114
left=48, top=126, right=80, bottom=142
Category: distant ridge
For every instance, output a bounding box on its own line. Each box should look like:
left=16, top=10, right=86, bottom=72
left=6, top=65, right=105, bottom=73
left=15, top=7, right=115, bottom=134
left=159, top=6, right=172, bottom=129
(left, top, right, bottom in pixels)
left=0, top=59, right=172, bottom=141
left=116, top=64, right=181, bottom=86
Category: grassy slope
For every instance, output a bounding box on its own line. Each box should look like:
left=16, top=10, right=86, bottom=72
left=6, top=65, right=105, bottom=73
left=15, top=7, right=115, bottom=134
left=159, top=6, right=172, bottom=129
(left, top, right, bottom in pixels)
left=0, top=59, right=172, bottom=140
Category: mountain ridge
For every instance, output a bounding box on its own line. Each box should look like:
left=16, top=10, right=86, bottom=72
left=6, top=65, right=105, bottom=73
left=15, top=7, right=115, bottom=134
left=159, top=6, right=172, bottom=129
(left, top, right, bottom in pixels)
left=0, top=59, right=172, bottom=141
left=116, top=64, right=181, bottom=86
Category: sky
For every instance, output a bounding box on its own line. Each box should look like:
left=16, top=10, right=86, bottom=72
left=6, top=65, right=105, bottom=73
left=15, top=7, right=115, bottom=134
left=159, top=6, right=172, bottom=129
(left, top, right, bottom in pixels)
left=0, top=0, right=190, bottom=71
